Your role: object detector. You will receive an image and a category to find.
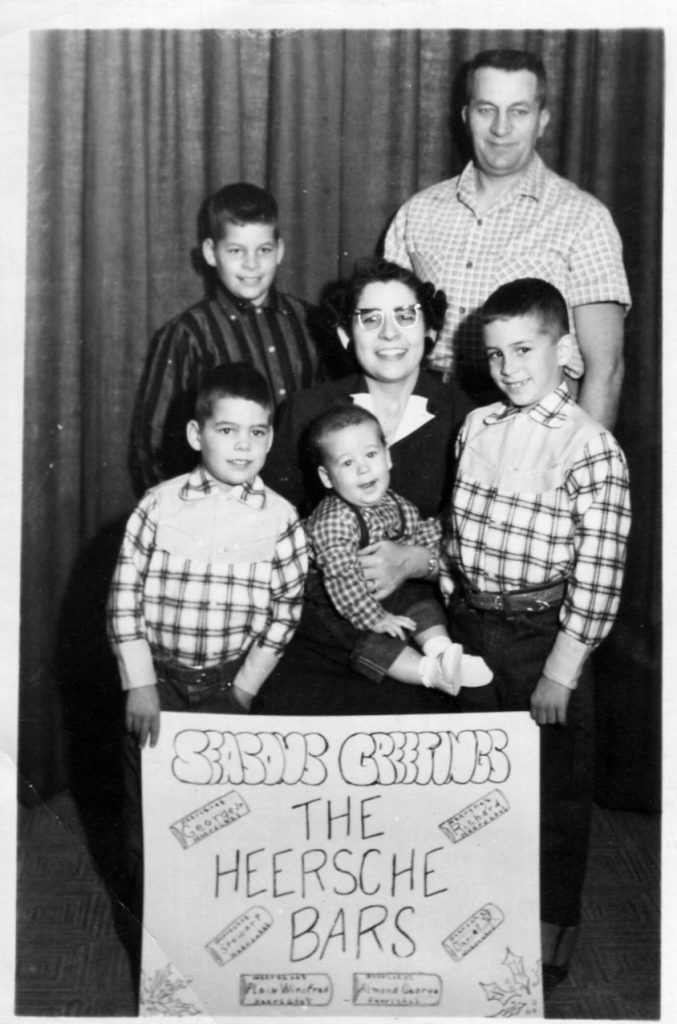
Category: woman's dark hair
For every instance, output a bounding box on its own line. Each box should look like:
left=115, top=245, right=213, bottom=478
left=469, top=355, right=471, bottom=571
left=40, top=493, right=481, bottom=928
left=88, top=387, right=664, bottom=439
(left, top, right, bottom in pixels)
left=324, top=257, right=448, bottom=337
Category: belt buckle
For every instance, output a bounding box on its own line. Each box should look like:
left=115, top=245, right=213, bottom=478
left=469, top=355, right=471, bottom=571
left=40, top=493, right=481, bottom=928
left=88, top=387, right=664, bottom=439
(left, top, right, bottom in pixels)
left=492, top=594, right=505, bottom=612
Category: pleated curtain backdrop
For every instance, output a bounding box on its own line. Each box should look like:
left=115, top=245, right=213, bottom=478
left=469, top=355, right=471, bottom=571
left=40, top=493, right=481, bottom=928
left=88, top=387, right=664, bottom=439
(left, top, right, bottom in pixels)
left=21, top=29, right=662, bottom=808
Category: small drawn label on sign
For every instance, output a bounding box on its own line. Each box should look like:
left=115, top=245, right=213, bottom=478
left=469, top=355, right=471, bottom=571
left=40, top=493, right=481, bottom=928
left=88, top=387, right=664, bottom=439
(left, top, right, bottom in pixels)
left=240, top=973, right=333, bottom=1007
left=206, top=906, right=272, bottom=967
left=353, top=973, right=442, bottom=1006
left=439, top=789, right=509, bottom=844
left=442, top=903, right=505, bottom=962
left=170, top=790, right=249, bottom=849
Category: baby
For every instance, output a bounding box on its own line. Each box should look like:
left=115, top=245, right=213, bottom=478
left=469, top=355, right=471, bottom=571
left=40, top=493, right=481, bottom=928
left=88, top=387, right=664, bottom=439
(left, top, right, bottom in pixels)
left=303, top=404, right=491, bottom=694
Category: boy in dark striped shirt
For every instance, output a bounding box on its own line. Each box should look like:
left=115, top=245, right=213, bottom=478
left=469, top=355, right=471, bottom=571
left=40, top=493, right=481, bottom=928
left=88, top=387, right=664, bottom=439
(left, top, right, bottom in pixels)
left=130, top=182, right=327, bottom=494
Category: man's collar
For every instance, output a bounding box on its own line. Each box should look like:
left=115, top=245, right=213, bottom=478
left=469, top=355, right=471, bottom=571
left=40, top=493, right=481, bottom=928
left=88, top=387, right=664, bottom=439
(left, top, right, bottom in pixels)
left=214, top=278, right=280, bottom=313
left=458, top=153, right=545, bottom=205
left=180, top=464, right=267, bottom=507
left=484, top=384, right=573, bottom=429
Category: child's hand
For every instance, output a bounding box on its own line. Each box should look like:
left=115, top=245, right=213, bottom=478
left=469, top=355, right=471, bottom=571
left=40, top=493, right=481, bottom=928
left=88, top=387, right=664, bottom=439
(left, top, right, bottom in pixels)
left=530, top=674, right=572, bottom=726
left=126, top=684, right=161, bottom=748
left=373, top=613, right=417, bottom=640
left=232, top=684, right=254, bottom=713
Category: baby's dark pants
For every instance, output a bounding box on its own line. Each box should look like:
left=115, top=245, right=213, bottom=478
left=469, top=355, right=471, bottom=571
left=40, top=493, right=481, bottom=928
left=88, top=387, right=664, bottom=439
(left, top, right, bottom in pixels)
left=300, top=572, right=447, bottom=683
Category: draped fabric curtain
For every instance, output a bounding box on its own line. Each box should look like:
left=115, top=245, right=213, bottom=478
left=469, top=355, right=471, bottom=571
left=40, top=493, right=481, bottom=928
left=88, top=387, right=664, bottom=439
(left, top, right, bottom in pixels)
left=21, top=29, right=662, bottom=809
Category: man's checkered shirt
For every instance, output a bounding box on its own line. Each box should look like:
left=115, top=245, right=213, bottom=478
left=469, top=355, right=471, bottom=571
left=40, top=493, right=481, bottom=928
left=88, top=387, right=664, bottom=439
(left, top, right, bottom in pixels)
left=385, top=155, right=630, bottom=379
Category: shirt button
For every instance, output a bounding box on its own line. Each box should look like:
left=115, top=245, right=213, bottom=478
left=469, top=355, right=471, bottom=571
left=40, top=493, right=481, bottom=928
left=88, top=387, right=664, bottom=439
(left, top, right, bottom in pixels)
left=466, top=260, right=473, bottom=269
left=230, top=315, right=237, bottom=321
left=477, top=219, right=483, bottom=226
left=256, top=308, right=263, bottom=315
left=279, top=388, right=287, bottom=396
left=268, top=345, right=276, bottom=353
left=459, top=307, right=466, bottom=315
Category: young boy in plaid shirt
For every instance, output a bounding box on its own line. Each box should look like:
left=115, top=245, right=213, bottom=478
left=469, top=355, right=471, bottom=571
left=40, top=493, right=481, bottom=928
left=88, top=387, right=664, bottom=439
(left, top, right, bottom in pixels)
left=302, top=404, right=491, bottom=694
left=107, top=363, right=307, bottom=947
left=440, top=278, right=631, bottom=994
left=109, top=362, right=307, bottom=740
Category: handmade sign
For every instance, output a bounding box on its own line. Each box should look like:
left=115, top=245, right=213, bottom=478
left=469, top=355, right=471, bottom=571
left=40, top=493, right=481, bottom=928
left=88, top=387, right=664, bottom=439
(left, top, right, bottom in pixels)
left=139, top=711, right=543, bottom=1017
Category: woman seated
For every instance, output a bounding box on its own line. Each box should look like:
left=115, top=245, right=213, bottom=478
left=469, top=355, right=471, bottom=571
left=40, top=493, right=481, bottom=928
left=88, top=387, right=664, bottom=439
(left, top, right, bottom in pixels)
left=255, top=257, right=475, bottom=716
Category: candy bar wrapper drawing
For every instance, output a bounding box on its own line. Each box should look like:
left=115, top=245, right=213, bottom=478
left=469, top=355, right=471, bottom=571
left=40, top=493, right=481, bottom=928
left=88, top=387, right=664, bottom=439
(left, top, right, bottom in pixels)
left=140, top=711, right=543, bottom=1017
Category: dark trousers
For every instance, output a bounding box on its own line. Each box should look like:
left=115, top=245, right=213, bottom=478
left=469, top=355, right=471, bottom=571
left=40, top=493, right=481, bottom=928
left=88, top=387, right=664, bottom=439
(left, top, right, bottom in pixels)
left=301, top=573, right=447, bottom=683
left=447, top=593, right=594, bottom=932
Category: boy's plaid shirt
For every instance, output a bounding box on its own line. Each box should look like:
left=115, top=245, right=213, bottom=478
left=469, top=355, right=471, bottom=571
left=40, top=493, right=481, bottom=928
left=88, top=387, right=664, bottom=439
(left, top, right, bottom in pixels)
left=107, top=467, right=307, bottom=667
left=305, top=490, right=442, bottom=632
left=443, top=386, right=631, bottom=651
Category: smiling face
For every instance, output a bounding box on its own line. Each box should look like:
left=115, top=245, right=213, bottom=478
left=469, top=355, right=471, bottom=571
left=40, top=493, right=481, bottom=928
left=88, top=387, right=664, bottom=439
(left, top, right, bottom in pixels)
left=463, top=67, right=549, bottom=183
left=351, top=280, right=426, bottom=387
left=187, top=395, right=273, bottom=491
left=202, top=222, right=284, bottom=306
left=484, top=315, right=572, bottom=410
left=317, top=419, right=392, bottom=508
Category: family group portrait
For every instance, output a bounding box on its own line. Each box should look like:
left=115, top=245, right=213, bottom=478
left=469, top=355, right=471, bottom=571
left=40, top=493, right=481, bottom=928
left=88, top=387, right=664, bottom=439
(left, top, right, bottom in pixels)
left=11, top=18, right=663, bottom=1022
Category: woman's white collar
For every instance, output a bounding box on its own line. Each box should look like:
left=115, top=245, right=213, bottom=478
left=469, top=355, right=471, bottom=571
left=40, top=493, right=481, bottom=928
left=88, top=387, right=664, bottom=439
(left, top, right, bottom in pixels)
left=351, top=392, right=434, bottom=445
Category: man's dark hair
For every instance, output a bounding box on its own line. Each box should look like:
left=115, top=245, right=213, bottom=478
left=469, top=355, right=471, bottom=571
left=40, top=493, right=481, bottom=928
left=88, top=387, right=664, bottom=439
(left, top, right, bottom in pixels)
left=466, top=49, right=548, bottom=109
left=308, top=404, right=386, bottom=468
left=481, top=278, right=569, bottom=338
left=194, top=363, right=273, bottom=426
left=198, top=182, right=279, bottom=244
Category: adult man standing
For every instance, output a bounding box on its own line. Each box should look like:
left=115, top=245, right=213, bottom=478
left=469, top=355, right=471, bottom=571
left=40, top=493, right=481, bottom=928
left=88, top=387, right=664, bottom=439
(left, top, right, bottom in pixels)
left=384, top=49, right=630, bottom=428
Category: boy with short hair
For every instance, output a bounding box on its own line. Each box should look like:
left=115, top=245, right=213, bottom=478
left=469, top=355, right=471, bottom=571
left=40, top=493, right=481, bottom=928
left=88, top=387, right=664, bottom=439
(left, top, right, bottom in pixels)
left=303, top=404, right=492, bottom=694
left=441, top=277, right=631, bottom=992
left=109, top=362, right=308, bottom=742
left=130, top=181, right=326, bottom=494
left=108, top=364, right=307, bottom=955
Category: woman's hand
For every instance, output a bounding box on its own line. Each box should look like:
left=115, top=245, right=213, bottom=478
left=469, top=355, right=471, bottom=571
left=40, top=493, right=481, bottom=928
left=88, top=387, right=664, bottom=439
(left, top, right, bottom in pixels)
left=358, top=541, right=431, bottom=600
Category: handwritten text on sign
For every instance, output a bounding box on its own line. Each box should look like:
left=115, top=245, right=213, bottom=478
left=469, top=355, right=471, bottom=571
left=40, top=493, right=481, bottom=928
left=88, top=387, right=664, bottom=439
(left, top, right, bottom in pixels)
left=140, top=713, right=543, bottom=1017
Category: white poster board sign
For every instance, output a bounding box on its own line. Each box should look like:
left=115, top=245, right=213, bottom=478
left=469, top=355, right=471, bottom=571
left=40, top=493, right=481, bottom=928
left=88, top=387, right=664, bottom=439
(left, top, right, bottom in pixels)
left=140, top=711, right=543, bottom=1018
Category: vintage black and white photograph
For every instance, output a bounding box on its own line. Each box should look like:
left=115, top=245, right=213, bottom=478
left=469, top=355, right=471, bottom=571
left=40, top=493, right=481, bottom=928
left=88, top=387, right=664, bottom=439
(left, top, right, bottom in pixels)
left=3, top=2, right=667, bottom=1021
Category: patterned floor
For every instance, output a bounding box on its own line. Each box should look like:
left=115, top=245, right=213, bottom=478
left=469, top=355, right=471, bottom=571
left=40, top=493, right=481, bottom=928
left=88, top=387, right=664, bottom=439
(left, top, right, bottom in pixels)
left=15, top=790, right=660, bottom=1018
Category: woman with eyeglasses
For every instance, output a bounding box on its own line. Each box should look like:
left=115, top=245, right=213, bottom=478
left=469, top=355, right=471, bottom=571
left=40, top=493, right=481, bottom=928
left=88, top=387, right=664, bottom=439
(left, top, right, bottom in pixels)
left=255, top=257, right=475, bottom=716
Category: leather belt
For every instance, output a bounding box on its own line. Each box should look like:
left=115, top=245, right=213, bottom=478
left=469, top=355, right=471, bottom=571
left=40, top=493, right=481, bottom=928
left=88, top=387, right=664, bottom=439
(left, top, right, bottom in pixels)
left=154, top=660, right=238, bottom=688
left=463, top=581, right=566, bottom=614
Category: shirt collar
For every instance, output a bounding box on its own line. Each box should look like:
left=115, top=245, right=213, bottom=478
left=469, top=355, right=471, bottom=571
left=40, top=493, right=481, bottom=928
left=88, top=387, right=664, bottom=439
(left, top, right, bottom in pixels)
left=484, top=384, right=573, bottom=429
left=214, top=278, right=280, bottom=314
left=457, top=152, right=544, bottom=207
left=180, top=464, right=267, bottom=507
